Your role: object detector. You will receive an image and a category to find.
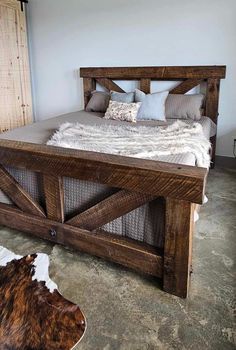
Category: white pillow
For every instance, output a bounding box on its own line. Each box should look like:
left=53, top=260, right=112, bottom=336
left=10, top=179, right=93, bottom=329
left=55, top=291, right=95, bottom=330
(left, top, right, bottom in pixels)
left=104, top=101, right=141, bottom=123
left=135, top=89, right=169, bottom=121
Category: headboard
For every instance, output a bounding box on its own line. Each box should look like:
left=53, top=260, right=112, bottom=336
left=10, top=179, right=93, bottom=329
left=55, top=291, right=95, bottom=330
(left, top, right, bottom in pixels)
left=80, top=65, right=226, bottom=166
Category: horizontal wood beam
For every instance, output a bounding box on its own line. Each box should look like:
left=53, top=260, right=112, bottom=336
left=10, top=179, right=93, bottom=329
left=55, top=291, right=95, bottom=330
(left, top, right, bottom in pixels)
left=0, top=203, right=163, bottom=278
left=67, top=190, right=155, bottom=230
left=96, top=78, right=125, bottom=92
left=0, top=165, right=45, bottom=217
left=0, top=140, right=207, bottom=204
left=80, top=66, right=226, bottom=80
left=170, top=79, right=203, bottom=94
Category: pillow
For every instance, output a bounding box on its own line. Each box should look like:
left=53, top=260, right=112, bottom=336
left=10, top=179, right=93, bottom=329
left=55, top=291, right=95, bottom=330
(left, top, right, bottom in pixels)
left=86, top=90, right=110, bottom=113
left=135, top=89, right=169, bottom=121
left=104, top=101, right=141, bottom=123
left=111, top=91, right=135, bottom=103
left=165, top=94, right=205, bottom=120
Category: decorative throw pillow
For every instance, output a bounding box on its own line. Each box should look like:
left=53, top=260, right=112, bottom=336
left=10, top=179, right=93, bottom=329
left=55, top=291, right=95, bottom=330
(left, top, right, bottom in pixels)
left=165, top=94, right=205, bottom=120
left=104, top=101, right=141, bottom=123
left=135, top=89, right=169, bottom=121
left=86, top=90, right=110, bottom=113
left=111, top=91, right=135, bottom=103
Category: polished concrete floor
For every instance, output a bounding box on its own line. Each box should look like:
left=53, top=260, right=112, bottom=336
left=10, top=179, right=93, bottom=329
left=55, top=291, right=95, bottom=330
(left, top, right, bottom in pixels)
left=0, top=167, right=235, bottom=350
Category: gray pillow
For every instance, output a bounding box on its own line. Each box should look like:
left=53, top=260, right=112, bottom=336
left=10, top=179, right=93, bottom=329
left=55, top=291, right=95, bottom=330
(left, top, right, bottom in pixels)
left=111, top=91, right=135, bottom=103
left=165, top=94, right=204, bottom=120
left=86, top=90, right=110, bottom=113
left=135, top=89, right=169, bottom=121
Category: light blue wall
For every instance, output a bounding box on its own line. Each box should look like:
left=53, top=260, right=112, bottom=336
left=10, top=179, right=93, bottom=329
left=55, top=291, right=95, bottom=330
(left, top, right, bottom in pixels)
left=27, top=0, right=236, bottom=157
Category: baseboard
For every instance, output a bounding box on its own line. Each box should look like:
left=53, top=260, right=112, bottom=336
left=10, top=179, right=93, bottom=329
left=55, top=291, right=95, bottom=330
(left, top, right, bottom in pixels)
left=215, top=156, right=236, bottom=169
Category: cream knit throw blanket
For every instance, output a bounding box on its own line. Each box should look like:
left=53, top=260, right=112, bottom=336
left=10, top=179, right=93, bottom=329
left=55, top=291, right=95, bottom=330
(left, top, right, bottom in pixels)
left=47, top=120, right=211, bottom=168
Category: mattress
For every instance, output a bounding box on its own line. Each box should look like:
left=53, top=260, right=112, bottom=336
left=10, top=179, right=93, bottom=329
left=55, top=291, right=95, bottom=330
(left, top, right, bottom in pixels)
left=0, top=111, right=215, bottom=248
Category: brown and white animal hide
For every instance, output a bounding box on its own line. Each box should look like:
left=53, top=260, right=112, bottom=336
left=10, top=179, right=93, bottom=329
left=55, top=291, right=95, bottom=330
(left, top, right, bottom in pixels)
left=0, top=246, right=86, bottom=350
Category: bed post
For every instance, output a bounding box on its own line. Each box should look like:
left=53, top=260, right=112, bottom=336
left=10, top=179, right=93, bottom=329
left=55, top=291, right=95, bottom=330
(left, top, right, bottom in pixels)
left=163, top=198, right=194, bottom=298
left=206, top=78, right=221, bottom=168
left=83, top=78, right=96, bottom=107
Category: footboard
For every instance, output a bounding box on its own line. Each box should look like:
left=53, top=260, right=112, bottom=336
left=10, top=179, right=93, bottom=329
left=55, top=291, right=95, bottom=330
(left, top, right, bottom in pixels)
left=0, top=139, right=207, bottom=298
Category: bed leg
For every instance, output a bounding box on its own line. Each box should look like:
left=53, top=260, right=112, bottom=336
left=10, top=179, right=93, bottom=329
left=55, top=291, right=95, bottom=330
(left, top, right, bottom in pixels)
left=163, top=198, right=194, bottom=298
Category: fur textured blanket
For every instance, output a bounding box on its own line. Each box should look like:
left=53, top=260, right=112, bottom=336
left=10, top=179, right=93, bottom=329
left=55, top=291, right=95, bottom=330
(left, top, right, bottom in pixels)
left=47, top=120, right=211, bottom=168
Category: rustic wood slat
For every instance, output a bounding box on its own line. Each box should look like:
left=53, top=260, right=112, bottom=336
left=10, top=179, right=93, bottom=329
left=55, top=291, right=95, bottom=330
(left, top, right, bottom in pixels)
left=67, top=189, right=155, bottom=230
left=80, top=66, right=226, bottom=80
left=206, top=78, right=221, bottom=168
left=0, top=140, right=207, bottom=204
left=95, top=78, right=125, bottom=92
left=0, top=0, right=32, bottom=133
left=83, top=77, right=96, bottom=107
left=170, top=79, right=203, bottom=94
left=0, top=203, right=163, bottom=278
left=163, top=198, right=194, bottom=298
left=140, top=78, right=151, bottom=94
left=43, top=174, right=64, bottom=222
left=0, top=165, right=45, bottom=217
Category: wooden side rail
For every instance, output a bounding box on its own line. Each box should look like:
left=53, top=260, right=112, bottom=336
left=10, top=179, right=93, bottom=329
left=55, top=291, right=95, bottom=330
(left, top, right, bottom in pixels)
left=0, top=203, right=163, bottom=278
left=0, top=139, right=207, bottom=204
left=0, top=139, right=208, bottom=297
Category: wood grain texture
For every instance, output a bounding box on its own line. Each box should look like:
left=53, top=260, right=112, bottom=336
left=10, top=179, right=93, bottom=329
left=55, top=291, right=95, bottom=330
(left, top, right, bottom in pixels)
left=67, top=189, right=155, bottom=230
left=0, top=164, right=45, bottom=217
left=83, top=77, right=96, bottom=107
left=80, top=66, right=226, bottom=79
left=163, top=198, right=194, bottom=298
left=170, top=79, right=203, bottom=94
left=0, top=0, right=32, bottom=133
left=206, top=78, right=221, bottom=124
left=206, top=78, right=221, bottom=168
left=96, top=78, right=125, bottom=92
left=0, top=203, right=163, bottom=278
left=140, top=78, right=151, bottom=94
left=43, top=174, right=64, bottom=222
left=0, top=139, right=207, bottom=204
left=0, top=253, right=85, bottom=350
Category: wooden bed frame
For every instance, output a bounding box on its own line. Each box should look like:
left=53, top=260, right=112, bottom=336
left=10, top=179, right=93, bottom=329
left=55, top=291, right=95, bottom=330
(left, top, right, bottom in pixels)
left=0, top=66, right=226, bottom=298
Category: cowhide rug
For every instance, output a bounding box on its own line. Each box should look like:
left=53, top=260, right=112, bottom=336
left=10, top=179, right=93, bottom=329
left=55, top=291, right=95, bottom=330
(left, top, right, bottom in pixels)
left=0, top=246, right=86, bottom=350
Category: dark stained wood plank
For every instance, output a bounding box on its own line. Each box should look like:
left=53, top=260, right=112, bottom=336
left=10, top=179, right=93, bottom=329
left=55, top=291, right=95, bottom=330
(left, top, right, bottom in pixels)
left=0, top=253, right=85, bottom=350
left=0, top=165, right=45, bottom=217
left=0, top=140, right=207, bottom=204
left=0, top=203, right=164, bottom=278
left=43, top=174, right=64, bottom=222
left=206, top=78, right=221, bottom=168
left=67, top=189, right=155, bottom=230
left=80, top=66, right=226, bottom=80
left=140, top=78, right=151, bottom=94
left=206, top=78, right=220, bottom=124
left=96, top=78, right=125, bottom=92
left=83, top=77, right=96, bottom=107
left=170, top=79, right=203, bottom=94
left=163, top=198, right=194, bottom=298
